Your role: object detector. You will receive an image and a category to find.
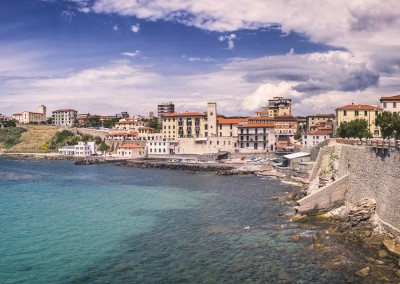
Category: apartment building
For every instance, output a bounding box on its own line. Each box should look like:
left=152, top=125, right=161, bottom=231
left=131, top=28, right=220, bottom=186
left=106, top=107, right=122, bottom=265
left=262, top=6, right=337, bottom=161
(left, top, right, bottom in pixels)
left=380, top=95, right=400, bottom=113
left=146, top=140, right=180, bottom=155
left=116, top=144, right=145, bottom=157
left=158, top=102, right=175, bottom=118
left=306, top=114, right=335, bottom=134
left=58, top=141, right=96, bottom=156
left=114, top=118, right=147, bottom=131
left=217, top=118, right=247, bottom=137
left=52, top=109, right=78, bottom=126
left=237, top=123, right=276, bottom=151
left=255, top=97, right=292, bottom=117
left=12, top=105, right=46, bottom=124
left=336, top=103, right=382, bottom=138
left=302, top=131, right=331, bottom=147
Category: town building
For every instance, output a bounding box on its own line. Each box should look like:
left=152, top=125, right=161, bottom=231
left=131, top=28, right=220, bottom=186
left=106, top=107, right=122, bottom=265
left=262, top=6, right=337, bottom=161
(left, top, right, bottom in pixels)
left=116, top=143, right=145, bottom=157
left=162, top=102, right=219, bottom=140
left=146, top=140, right=180, bottom=155
left=380, top=95, right=400, bottom=113
left=336, top=103, right=382, bottom=138
left=256, top=97, right=292, bottom=117
left=12, top=105, right=46, bottom=124
left=116, top=112, right=129, bottom=119
left=58, top=141, right=96, bottom=156
left=114, top=118, right=147, bottom=131
left=238, top=123, right=276, bottom=151
left=158, top=102, right=175, bottom=118
left=0, top=114, right=11, bottom=128
left=52, top=109, right=78, bottom=126
left=302, top=131, right=332, bottom=147
left=217, top=118, right=247, bottom=137
left=106, top=131, right=138, bottom=141
left=306, top=114, right=335, bottom=134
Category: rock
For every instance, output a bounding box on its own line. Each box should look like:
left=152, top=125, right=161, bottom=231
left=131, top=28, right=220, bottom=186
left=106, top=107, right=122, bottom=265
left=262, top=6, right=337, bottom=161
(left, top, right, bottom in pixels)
left=369, top=234, right=385, bottom=246
left=291, top=214, right=307, bottom=222
left=383, top=240, right=400, bottom=257
left=378, top=249, right=389, bottom=258
left=355, top=267, right=370, bottom=278
left=364, top=231, right=372, bottom=238
left=394, top=236, right=400, bottom=247
left=291, top=234, right=301, bottom=241
left=374, top=260, right=385, bottom=265
left=271, top=196, right=279, bottom=201
left=396, top=269, right=400, bottom=278
left=313, top=242, right=325, bottom=251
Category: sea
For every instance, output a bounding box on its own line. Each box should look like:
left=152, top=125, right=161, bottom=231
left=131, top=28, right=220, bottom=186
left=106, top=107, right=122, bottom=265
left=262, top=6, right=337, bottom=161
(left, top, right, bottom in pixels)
left=0, top=159, right=396, bottom=283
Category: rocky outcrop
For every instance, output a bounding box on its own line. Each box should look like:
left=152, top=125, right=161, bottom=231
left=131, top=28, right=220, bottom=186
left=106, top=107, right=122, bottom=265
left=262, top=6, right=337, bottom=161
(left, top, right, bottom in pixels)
left=116, top=161, right=235, bottom=172
left=74, top=158, right=106, bottom=165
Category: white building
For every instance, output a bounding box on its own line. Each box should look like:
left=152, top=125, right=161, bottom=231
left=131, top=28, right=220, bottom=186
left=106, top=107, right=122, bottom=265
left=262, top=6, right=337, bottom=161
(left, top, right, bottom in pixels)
left=302, top=131, right=331, bottom=147
left=146, top=140, right=180, bottom=155
left=380, top=95, right=400, bottom=113
left=238, top=123, right=276, bottom=151
left=52, top=109, right=78, bottom=126
left=58, top=141, right=96, bottom=156
left=12, top=105, right=46, bottom=124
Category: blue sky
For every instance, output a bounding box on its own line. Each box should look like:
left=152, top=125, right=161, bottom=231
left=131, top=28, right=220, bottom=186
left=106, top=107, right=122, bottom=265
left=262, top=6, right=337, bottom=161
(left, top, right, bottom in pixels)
left=1, top=0, right=399, bottom=116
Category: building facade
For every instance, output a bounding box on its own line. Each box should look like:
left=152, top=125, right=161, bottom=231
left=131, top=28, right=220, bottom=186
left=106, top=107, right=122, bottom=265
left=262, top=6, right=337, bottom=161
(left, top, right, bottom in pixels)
left=52, top=109, right=78, bottom=126
left=238, top=123, right=276, bottom=151
left=146, top=140, right=179, bottom=155
left=259, top=96, right=292, bottom=117
left=380, top=95, right=400, bottom=113
left=302, top=131, right=331, bottom=147
left=306, top=114, right=335, bottom=133
left=58, top=141, right=96, bottom=156
left=116, top=144, right=145, bottom=157
left=217, top=118, right=247, bottom=137
left=162, top=112, right=207, bottom=140
left=158, top=102, right=175, bottom=118
left=12, top=105, right=46, bottom=124
left=336, top=103, right=382, bottom=138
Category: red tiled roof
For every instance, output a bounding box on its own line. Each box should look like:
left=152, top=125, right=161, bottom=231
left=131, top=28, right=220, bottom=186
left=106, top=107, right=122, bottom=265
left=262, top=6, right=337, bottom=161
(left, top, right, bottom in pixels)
left=163, top=112, right=205, bottom=117
left=380, top=95, right=400, bottom=101
left=53, top=109, right=77, bottom=112
left=217, top=118, right=247, bottom=124
left=307, top=114, right=335, bottom=117
left=337, top=104, right=382, bottom=110
left=304, top=131, right=332, bottom=135
left=118, top=144, right=144, bottom=149
left=107, top=131, right=138, bottom=136
left=238, top=123, right=275, bottom=128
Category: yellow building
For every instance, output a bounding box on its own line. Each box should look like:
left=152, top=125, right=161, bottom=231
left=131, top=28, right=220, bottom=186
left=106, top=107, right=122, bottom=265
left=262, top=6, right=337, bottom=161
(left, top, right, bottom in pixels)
left=162, top=112, right=207, bottom=140
left=335, top=103, right=382, bottom=138
left=12, top=105, right=46, bottom=124
left=256, top=97, right=292, bottom=117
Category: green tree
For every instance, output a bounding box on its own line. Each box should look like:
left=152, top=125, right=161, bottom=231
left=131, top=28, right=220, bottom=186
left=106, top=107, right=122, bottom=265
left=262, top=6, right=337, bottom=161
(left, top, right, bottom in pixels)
left=375, top=111, right=394, bottom=139
left=46, top=117, right=53, bottom=125
left=3, top=120, right=16, bottom=128
left=84, top=115, right=102, bottom=128
left=102, top=118, right=119, bottom=128
left=337, top=119, right=372, bottom=139
left=99, top=141, right=110, bottom=153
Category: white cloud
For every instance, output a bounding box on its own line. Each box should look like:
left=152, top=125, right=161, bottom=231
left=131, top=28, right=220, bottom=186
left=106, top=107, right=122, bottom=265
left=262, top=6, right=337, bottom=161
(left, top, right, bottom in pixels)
left=121, top=50, right=140, bottom=57
left=218, top=33, right=237, bottom=49
left=131, top=24, right=140, bottom=33
left=113, top=25, right=119, bottom=31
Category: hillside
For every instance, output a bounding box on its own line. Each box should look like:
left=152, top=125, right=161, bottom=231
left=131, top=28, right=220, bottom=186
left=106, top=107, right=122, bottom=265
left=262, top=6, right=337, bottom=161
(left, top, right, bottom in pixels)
left=2, top=125, right=59, bottom=153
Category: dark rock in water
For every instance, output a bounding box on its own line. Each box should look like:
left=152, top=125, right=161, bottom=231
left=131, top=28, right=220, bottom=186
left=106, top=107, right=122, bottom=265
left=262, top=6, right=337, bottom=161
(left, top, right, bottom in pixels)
left=74, top=159, right=104, bottom=165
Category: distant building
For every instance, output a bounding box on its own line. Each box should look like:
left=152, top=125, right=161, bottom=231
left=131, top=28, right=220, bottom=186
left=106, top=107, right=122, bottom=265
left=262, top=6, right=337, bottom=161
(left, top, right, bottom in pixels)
left=306, top=114, right=335, bottom=134
left=146, top=140, right=179, bottom=155
left=12, top=105, right=46, bottom=124
left=256, top=97, right=292, bottom=117
left=116, top=143, right=145, bottom=157
left=52, top=109, right=78, bottom=127
left=158, top=102, right=175, bottom=118
left=58, top=141, right=96, bottom=156
left=302, top=131, right=332, bottom=147
left=238, top=122, right=276, bottom=151
left=116, top=112, right=129, bottom=119
left=0, top=114, right=11, bottom=128
left=217, top=118, right=248, bottom=137
left=336, top=103, right=382, bottom=138
left=380, top=95, right=400, bottom=113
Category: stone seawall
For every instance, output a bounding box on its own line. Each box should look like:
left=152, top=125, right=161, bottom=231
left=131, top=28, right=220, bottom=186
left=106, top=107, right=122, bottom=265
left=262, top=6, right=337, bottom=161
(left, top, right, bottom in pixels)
left=299, top=142, right=400, bottom=235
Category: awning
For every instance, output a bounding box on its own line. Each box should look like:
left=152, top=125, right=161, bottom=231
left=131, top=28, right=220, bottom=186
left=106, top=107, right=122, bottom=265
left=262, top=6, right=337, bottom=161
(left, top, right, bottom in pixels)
left=283, top=152, right=310, bottom=160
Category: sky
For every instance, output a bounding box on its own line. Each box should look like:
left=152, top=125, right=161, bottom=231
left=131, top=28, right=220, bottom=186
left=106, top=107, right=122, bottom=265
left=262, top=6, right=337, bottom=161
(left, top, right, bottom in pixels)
left=1, top=0, right=400, bottom=117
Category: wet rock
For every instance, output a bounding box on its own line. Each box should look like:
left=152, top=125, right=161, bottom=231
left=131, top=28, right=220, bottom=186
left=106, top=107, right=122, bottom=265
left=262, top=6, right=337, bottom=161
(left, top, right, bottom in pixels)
left=271, top=196, right=279, bottom=201
left=291, top=234, right=301, bottom=241
left=378, top=250, right=389, bottom=258
left=364, top=231, right=372, bottom=238
left=374, top=259, right=385, bottom=265
left=355, top=267, right=370, bottom=278
left=313, top=242, right=325, bottom=251
left=383, top=240, right=400, bottom=257
left=291, top=214, right=307, bottom=222
left=369, top=234, right=385, bottom=246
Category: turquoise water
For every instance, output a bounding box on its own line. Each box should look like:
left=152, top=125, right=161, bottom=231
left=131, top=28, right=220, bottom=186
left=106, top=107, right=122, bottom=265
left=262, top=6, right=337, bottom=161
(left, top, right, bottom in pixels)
left=0, top=159, right=387, bottom=283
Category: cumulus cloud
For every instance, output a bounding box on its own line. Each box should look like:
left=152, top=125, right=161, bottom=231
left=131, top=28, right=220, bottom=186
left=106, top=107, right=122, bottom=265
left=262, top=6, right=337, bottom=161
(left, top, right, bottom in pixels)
left=131, top=24, right=140, bottom=33
left=218, top=34, right=236, bottom=49
left=121, top=50, right=140, bottom=57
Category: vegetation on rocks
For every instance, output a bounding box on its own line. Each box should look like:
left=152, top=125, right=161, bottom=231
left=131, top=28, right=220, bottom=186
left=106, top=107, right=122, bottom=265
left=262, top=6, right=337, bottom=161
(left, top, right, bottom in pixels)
left=49, top=130, right=103, bottom=150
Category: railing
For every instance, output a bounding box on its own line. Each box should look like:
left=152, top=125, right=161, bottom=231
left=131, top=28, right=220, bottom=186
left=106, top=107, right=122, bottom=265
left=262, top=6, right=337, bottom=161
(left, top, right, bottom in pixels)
left=334, top=138, right=400, bottom=149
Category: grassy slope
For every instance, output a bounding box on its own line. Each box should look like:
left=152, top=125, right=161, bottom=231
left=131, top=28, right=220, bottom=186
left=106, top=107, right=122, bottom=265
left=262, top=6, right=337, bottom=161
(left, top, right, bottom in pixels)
left=4, top=125, right=59, bottom=153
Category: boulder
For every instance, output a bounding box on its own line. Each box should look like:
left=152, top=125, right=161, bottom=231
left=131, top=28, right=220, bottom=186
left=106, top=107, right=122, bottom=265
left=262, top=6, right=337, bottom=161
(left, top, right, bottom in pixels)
left=383, top=240, right=400, bottom=257
left=355, top=267, right=370, bottom=278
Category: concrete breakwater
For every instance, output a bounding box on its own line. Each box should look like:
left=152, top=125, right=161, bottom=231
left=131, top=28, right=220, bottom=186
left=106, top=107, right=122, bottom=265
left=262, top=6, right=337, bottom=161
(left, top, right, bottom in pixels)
left=115, top=160, right=236, bottom=172
left=297, top=141, right=400, bottom=236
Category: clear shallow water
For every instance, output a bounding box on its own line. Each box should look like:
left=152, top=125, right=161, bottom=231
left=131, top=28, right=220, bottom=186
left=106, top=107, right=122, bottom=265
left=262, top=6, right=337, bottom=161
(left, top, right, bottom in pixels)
left=0, top=159, right=392, bottom=283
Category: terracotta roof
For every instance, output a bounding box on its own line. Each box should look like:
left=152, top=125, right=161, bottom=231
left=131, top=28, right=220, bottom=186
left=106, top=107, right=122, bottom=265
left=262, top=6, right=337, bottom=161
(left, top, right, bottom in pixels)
left=107, top=131, right=138, bottom=136
left=139, top=127, right=155, bottom=131
left=163, top=112, right=205, bottom=117
left=307, top=114, right=335, bottom=117
left=118, top=144, right=144, bottom=149
left=304, top=131, right=332, bottom=135
left=217, top=118, right=247, bottom=124
left=337, top=104, right=382, bottom=110
left=238, top=123, right=275, bottom=128
left=53, top=109, right=77, bottom=112
left=380, top=95, right=400, bottom=102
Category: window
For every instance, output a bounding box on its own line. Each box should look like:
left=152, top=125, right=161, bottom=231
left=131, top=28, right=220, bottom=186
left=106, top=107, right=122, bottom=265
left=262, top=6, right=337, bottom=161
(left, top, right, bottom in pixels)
left=220, top=132, right=222, bottom=136
left=394, top=102, right=397, bottom=108
left=344, top=110, right=347, bottom=116
left=374, top=130, right=380, bottom=136
left=217, top=141, right=219, bottom=145
left=383, top=102, right=387, bottom=108
left=364, top=111, right=367, bottom=116
left=355, top=110, right=359, bottom=116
